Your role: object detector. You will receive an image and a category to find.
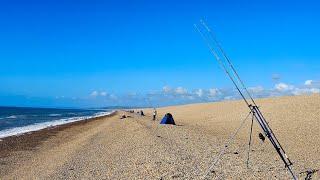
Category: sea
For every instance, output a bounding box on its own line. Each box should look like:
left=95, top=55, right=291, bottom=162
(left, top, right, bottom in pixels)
left=0, top=106, right=114, bottom=139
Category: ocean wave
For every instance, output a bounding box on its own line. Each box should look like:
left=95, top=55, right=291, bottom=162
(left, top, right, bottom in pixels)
left=0, top=111, right=115, bottom=139
left=6, top=115, right=17, bottom=119
left=94, top=112, right=113, bottom=116
left=48, top=114, right=62, bottom=117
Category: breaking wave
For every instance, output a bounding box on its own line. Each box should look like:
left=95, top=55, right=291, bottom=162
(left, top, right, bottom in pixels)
left=6, top=115, right=17, bottom=119
left=0, top=111, right=115, bottom=139
left=48, top=114, right=62, bottom=117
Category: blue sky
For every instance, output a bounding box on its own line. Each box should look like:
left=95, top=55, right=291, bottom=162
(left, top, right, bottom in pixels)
left=0, top=0, right=320, bottom=108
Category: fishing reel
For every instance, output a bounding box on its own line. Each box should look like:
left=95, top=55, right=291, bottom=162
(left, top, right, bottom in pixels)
left=299, top=169, right=319, bottom=180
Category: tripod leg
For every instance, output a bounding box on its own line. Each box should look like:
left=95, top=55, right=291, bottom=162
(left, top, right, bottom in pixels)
left=246, top=112, right=255, bottom=168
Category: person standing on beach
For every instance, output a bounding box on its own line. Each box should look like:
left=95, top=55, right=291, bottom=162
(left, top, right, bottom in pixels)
left=153, top=108, right=157, bottom=120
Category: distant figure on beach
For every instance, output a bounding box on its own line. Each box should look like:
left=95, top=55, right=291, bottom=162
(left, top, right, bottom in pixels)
left=153, top=108, right=157, bottom=120
left=140, top=110, right=145, bottom=116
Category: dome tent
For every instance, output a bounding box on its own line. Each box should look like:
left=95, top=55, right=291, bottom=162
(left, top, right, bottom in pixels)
left=160, top=113, right=176, bottom=125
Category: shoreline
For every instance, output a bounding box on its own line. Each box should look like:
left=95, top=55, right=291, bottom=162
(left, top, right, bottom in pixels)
left=0, top=111, right=117, bottom=139
left=1, top=95, right=319, bottom=179
left=0, top=111, right=118, bottom=158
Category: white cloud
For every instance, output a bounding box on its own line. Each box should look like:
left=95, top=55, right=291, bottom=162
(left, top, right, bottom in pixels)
left=90, top=90, right=112, bottom=98
left=100, top=91, right=107, bottom=96
left=90, top=91, right=99, bottom=97
left=272, top=74, right=281, bottom=81
left=292, top=88, right=320, bottom=95
left=195, top=89, right=204, bottom=97
left=305, top=80, right=313, bottom=86
left=208, top=88, right=220, bottom=97
left=275, top=83, right=294, bottom=92
left=175, top=87, right=188, bottom=95
left=84, top=80, right=320, bottom=107
left=93, top=79, right=319, bottom=106
left=162, top=86, right=172, bottom=93
left=248, top=86, right=264, bottom=94
left=55, top=96, right=65, bottom=99
left=224, top=96, right=234, bottom=100
left=310, top=88, right=320, bottom=93
left=109, top=94, right=118, bottom=100
left=187, top=96, right=195, bottom=100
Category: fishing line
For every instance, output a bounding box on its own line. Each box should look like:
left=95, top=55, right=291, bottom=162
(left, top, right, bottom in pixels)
left=200, top=19, right=257, bottom=107
left=194, top=24, right=250, bottom=106
left=202, top=111, right=252, bottom=179
left=195, top=21, right=297, bottom=180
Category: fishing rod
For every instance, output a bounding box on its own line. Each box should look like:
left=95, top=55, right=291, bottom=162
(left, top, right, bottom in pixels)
left=194, top=24, right=250, bottom=107
left=200, top=20, right=257, bottom=107
left=195, top=20, right=297, bottom=179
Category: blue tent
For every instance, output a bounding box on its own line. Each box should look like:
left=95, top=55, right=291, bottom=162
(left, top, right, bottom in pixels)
left=160, top=113, right=176, bottom=125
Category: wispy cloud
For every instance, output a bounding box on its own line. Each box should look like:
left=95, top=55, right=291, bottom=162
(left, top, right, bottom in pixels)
left=292, top=88, right=320, bottom=95
left=162, top=86, right=172, bottom=93
left=89, top=90, right=117, bottom=100
left=248, top=86, right=264, bottom=94
left=90, top=91, right=99, bottom=97
left=68, top=80, right=320, bottom=107
left=194, top=89, right=204, bottom=97
left=100, top=91, right=107, bottom=96
left=274, top=83, right=294, bottom=92
left=145, top=80, right=319, bottom=106
left=272, top=74, right=281, bottom=81
left=175, top=87, right=188, bottom=95
left=305, top=80, right=313, bottom=86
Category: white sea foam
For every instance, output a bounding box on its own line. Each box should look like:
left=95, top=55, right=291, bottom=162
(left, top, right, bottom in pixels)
left=49, top=113, right=62, bottom=117
left=0, top=111, right=115, bottom=139
left=93, top=112, right=113, bottom=116
left=6, top=115, right=17, bottom=119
